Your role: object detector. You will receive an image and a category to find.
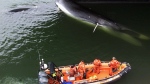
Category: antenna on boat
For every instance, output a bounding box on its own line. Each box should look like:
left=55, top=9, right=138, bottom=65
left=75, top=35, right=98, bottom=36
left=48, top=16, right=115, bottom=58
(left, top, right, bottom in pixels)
left=93, top=23, right=99, bottom=33
left=38, top=49, right=41, bottom=62
left=38, top=49, right=44, bottom=70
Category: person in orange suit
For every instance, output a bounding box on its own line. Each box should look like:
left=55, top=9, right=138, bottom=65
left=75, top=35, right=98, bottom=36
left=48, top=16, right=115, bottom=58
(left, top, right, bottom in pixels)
left=78, top=60, right=86, bottom=79
left=93, top=58, right=101, bottom=74
left=109, top=57, right=120, bottom=72
left=69, top=65, right=77, bottom=77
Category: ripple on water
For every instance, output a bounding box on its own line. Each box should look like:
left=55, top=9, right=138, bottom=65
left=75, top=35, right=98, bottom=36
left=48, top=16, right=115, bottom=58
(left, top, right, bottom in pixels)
left=0, top=76, right=38, bottom=84
left=0, top=0, right=60, bottom=65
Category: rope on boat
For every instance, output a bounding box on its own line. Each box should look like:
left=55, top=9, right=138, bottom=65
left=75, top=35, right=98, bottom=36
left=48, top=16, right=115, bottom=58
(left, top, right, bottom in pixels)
left=93, top=23, right=99, bottom=33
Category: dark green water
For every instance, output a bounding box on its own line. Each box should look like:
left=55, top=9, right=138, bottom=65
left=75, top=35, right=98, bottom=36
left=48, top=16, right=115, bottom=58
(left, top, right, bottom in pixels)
left=0, top=0, right=150, bottom=84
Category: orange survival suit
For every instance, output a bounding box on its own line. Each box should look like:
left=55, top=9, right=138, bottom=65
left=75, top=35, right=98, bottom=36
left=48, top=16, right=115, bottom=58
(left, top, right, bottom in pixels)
left=109, top=57, right=120, bottom=72
left=69, top=65, right=77, bottom=77
left=78, top=60, right=85, bottom=79
left=93, top=59, right=101, bottom=74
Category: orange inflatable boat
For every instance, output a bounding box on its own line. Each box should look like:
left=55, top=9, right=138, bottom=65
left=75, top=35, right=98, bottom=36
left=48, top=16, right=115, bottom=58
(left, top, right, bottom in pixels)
left=38, top=58, right=131, bottom=84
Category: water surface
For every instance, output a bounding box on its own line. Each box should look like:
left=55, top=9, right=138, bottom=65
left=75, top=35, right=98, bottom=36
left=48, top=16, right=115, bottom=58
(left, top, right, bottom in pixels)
left=0, top=0, right=150, bottom=84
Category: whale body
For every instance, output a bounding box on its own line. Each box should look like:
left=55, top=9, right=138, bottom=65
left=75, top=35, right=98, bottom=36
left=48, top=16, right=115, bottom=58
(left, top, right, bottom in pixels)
left=56, top=0, right=129, bottom=31
left=9, top=8, right=30, bottom=12
left=56, top=0, right=149, bottom=46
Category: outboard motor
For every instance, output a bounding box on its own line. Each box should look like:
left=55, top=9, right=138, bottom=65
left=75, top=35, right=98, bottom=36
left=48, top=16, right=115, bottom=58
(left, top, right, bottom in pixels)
left=48, top=62, right=56, bottom=73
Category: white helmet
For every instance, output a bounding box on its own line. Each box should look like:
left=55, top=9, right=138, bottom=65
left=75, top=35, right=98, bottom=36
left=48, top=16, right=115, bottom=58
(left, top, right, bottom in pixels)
left=43, top=64, right=48, bottom=69
left=112, top=57, right=116, bottom=60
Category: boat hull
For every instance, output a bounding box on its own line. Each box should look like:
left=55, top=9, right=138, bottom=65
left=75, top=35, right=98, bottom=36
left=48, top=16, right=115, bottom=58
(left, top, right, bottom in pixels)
left=38, top=61, right=131, bottom=84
